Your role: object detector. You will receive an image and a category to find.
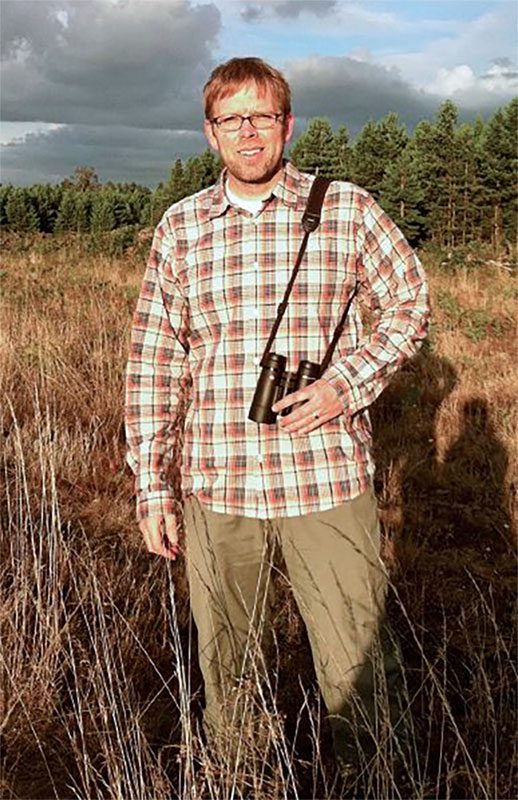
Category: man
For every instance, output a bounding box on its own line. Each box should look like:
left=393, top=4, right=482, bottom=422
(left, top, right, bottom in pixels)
left=125, top=57, right=429, bottom=766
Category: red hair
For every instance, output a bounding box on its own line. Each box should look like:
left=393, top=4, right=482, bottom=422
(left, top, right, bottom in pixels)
left=203, top=57, right=292, bottom=119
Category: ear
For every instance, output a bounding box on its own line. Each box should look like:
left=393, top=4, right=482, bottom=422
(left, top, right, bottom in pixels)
left=204, top=119, right=220, bottom=153
left=284, top=114, right=295, bottom=145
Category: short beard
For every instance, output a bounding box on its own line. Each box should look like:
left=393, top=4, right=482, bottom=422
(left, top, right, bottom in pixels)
left=229, top=156, right=284, bottom=186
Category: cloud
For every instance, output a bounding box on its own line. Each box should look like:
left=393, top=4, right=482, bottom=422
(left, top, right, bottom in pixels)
left=0, top=124, right=206, bottom=186
left=382, top=6, right=518, bottom=89
left=286, top=55, right=437, bottom=134
left=425, top=61, right=518, bottom=108
left=2, top=0, right=515, bottom=185
left=1, top=0, right=221, bottom=128
left=241, top=0, right=336, bottom=23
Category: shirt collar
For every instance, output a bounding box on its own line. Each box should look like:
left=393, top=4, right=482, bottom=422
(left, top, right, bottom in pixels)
left=271, top=160, right=306, bottom=210
left=205, top=160, right=307, bottom=220
left=206, top=171, right=231, bottom=220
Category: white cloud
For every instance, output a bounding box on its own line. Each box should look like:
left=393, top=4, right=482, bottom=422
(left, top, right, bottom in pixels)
left=382, top=6, right=518, bottom=88
left=0, top=121, right=64, bottom=145
left=425, top=62, right=517, bottom=110
left=425, top=65, right=477, bottom=96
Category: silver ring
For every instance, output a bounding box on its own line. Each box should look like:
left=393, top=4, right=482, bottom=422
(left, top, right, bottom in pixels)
left=313, top=411, right=320, bottom=419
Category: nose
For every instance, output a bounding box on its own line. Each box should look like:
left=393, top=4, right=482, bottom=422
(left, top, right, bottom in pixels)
left=240, top=117, right=257, bottom=136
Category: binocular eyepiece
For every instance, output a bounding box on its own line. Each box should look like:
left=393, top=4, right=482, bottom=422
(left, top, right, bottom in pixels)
left=248, top=354, right=321, bottom=424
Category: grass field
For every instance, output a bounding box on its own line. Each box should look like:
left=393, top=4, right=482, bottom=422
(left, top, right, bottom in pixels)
left=0, top=235, right=516, bottom=799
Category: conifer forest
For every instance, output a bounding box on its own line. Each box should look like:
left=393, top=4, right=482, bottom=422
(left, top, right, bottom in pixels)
left=2, top=98, right=516, bottom=252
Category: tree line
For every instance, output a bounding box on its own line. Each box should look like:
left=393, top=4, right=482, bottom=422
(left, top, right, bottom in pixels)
left=1, top=98, right=516, bottom=249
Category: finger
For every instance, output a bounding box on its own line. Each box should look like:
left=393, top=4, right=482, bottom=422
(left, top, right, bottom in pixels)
left=277, top=394, right=319, bottom=424
left=140, top=518, right=178, bottom=561
left=297, top=414, right=327, bottom=434
left=162, top=516, right=181, bottom=555
left=295, top=400, right=344, bottom=433
left=144, top=530, right=176, bottom=559
left=282, top=407, right=325, bottom=433
left=272, top=388, right=312, bottom=414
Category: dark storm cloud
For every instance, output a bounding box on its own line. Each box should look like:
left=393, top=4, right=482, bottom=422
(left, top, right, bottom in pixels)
left=241, top=0, right=336, bottom=23
left=1, top=0, right=221, bottom=128
left=287, top=55, right=441, bottom=134
left=0, top=124, right=207, bottom=186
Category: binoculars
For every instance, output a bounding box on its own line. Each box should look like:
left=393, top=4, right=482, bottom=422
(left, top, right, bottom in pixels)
left=248, top=353, right=321, bottom=424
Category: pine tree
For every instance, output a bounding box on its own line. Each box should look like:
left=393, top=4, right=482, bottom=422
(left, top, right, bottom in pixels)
left=127, top=187, right=152, bottom=225
left=31, top=184, right=63, bottom=233
left=197, top=149, right=221, bottom=187
left=480, top=99, right=517, bottom=251
left=433, top=100, right=460, bottom=247
left=5, top=188, right=40, bottom=232
left=455, top=120, right=485, bottom=245
left=55, top=190, right=90, bottom=232
left=184, top=150, right=220, bottom=195
left=410, top=102, right=462, bottom=247
left=290, top=117, right=337, bottom=177
left=167, top=158, right=188, bottom=205
left=0, top=185, right=13, bottom=229
left=410, top=119, right=435, bottom=241
left=112, top=191, right=133, bottom=227
left=90, top=192, right=117, bottom=233
left=351, top=113, right=408, bottom=198
left=379, top=144, right=426, bottom=244
left=332, top=125, right=352, bottom=181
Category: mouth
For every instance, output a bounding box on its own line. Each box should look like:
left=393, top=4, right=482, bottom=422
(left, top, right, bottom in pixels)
left=238, top=148, right=263, bottom=158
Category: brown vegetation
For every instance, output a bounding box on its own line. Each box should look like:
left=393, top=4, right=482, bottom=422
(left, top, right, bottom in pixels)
left=0, top=237, right=516, bottom=799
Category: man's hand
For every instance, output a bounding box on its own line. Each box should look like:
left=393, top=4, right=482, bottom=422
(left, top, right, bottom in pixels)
left=271, top=378, right=343, bottom=434
left=139, top=514, right=180, bottom=561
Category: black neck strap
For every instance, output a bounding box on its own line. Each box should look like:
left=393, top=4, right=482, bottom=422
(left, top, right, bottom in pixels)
left=260, top=174, right=361, bottom=375
left=261, top=175, right=331, bottom=362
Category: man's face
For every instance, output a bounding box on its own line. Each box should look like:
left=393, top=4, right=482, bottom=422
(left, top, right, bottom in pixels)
left=204, top=82, right=294, bottom=196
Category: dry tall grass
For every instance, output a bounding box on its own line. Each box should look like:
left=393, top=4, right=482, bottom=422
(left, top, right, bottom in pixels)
left=0, top=236, right=516, bottom=799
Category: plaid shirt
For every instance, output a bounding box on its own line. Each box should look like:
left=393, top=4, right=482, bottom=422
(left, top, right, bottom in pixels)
left=125, top=162, right=429, bottom=521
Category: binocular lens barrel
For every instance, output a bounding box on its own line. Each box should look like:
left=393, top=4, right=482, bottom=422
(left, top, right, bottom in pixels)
left=248, top=353, right=287, bottom=424
left=278, top=371, right=297, bottom=416
left=248, top=355, right=321, bottom=424
left=289, top=360, right=321, bottom=411
left=296, top=359, right=321, bottom=385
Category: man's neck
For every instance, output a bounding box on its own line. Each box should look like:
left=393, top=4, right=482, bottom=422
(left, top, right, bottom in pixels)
left=226, top=169, right=283, bottom=201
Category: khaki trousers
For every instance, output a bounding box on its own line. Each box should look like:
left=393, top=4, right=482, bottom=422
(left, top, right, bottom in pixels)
left=184, top=487, right=401, bottom=761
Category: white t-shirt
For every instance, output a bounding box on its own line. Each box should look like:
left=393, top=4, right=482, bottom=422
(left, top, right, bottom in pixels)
left=225, top=180, right=267, bottom=216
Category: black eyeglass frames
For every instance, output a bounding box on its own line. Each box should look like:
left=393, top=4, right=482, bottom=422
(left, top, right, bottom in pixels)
left=209, top=113, right=285, bottom=132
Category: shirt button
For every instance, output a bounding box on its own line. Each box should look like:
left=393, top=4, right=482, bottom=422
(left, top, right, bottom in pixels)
left=253, top=261, right=259, bottom=270
left=257, top=454, right=263, bottom=464
left=252, top=307, right=259, bottom=317
left=253, top=356, right=260, bottom=366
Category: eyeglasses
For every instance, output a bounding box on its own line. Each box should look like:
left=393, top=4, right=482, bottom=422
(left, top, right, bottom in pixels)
left=210, top=113, right=285, bottom=132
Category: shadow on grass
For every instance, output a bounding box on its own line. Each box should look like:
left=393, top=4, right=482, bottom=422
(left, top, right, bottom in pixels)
left=371, top=344, right=516, bottom=799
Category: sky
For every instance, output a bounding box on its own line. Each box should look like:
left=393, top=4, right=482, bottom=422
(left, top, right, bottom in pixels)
left=1, top=0, right=517, bottom=186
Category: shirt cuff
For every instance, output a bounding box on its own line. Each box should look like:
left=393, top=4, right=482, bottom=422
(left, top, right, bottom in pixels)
left=136, top=490, right=179, bottom=522
left=321, top=362, right=372, bottom=418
